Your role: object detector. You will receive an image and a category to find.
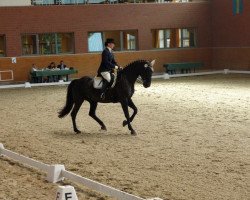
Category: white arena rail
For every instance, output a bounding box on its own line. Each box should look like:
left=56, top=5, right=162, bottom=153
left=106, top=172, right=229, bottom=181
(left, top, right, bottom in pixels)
left=152, top=69, right=250, bottom=79
left=0, top=143, right=161, bottom=200
left=0, top=69, right=249, bottom=89
left=0, top=81, right=70, bottom=89
left=0, top=144, right=50, bottom=172
left=62, top=170, right=145, bottom=200
left=229, top=70, right=250, bottom=74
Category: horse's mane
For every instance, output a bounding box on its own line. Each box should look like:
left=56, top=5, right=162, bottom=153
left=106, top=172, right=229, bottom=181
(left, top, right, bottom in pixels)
left=120, top=59, right=149, bottom=84
left=124, top=59, right=148, bottom=69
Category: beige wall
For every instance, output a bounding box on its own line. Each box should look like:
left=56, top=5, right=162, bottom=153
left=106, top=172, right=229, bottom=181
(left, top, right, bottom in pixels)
left=0, top=0, right=31, bottom=6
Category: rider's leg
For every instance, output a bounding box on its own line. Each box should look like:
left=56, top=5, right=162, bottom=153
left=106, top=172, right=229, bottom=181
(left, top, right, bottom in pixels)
left=100, top=71, right=111, bottom=99
left=100, top=79, right=109, bottom=99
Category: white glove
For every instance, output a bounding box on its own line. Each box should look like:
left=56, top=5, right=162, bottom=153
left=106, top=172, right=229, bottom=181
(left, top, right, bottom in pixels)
left=115, top=66, right=119, bottom=69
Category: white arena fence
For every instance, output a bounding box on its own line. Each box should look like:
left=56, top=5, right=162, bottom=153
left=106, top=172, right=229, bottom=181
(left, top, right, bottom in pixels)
left=0, top=69, right=249, bottom=90
left=0, top=143, right=161, bottom=200
left=0, top=80, right=70, bottom=89
left=152, top=69, right=250, bottom=79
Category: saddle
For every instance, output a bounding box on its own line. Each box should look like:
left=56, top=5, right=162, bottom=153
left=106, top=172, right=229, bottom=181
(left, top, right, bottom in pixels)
left=93, top=71, right=118, bottom=89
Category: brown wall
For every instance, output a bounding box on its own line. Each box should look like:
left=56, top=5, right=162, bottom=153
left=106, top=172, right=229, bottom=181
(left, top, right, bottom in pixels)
left=0, top=48, right=212, bottom=82
left=1, top=1, right=249, bottom=81
left=211, top=0, right=250, bottom=70
left=0, top=2, right=211, bottom=56
left=212, top=48, right=250, bottom=71
left=0, top=2, right=213, bottom=82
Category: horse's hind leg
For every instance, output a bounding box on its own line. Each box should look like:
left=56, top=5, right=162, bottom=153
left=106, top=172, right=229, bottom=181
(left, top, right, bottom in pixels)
left=88, top=101, right=107, bottom=131
left=71, top=100, right=84, bottom=133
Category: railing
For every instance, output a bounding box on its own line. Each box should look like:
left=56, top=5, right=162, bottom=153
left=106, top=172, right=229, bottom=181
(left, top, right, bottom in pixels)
left=31, top=0, right=200, bottom=5
left=0, top=143, right=161, bottom=200
left=31, top=0, right=112, bottom=5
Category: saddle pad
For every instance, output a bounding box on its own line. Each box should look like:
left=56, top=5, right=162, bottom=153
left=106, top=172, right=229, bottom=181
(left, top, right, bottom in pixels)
left=93, top=73, right=117, bottom=89
left=93, top=76, right=103, bottom=89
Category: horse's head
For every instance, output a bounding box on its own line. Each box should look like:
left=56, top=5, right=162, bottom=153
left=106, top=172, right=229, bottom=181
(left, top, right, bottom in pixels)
left=122, top=59, right=156, bottom=88
left=139, top=60, right=155, bottom=88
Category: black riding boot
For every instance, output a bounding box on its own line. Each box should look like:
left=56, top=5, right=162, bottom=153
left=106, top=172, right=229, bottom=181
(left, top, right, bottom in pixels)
left=100, top=79, right=110, bottom=100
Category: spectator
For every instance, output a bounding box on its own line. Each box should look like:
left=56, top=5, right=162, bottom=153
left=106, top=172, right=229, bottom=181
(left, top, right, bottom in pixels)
left=57, top=60, right=68, bottom=81
left=30, top=64, right=42, bottom=83
left=57, top=60, right=67, bottom=70
left=46, top=62, right=58, bottom=82
left=31, top=63, right=38, bottom=72
left=47, top=62, right=56, bottom=70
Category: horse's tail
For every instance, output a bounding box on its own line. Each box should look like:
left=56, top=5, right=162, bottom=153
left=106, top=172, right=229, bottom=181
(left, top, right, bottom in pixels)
left=58, top=80, right=75, bottom=118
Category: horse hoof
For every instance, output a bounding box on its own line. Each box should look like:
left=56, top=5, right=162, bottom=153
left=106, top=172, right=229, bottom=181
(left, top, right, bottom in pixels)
left=123, top=120, right=127, bottom=127
left=75, top=130, right=81, bottom=134
left=131, top=130, right=137, bottom=136
left=101, top=126, right=107, bottom=131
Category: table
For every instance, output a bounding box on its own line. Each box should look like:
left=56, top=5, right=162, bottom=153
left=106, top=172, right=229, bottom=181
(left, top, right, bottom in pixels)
left=30, top=69, right=78, bottom=82
left=163, top=62, right=203, bottom=74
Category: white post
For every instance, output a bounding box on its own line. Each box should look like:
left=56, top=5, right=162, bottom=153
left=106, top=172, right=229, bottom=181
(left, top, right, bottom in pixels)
left=224, top=69, right=229, bottom=74
left=163, top=73, right=170, bottom=79
left=46, top=164, right=65, bottom=183
left=25, top=82, right=31, bottom=88
left=0, top=143, right=4, bottom=154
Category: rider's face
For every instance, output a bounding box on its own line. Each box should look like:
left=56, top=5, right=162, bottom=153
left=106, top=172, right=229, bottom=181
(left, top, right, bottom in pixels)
left=108, top=43, right=115, bottom=49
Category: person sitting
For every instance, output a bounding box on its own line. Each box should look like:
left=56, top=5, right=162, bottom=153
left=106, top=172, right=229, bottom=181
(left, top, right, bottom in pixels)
left=46, top=62, right=58, bottom=82
left=47, top=62, right=56, bottom=70
left=97, top=38, right=120, bottom=100
left=57, top=60, right=67, bottom=70
left=57, top=60, right=67, bottom=81
left=30, top=64, right=42, bottom=83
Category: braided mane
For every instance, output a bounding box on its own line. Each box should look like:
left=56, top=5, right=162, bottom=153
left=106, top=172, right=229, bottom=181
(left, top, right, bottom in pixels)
left=124, top=59, right=148, bottom=68
left=121, top=59, right=149, bottom=85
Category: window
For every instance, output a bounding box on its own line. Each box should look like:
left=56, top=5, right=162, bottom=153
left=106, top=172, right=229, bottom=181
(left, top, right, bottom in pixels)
left=57, top=33, right=74, bottom=54
left=31, top=0, right=55, bottom=5
left=22, top=35, right=38, bottom=55
left=0, top=35, right=6, bottom=57
left=153, top=28, right=196, bottom=49
left=88, top=32, right=104, bottom=52
left=169, top=0, right=191, bottom=2
left=39, top=33, right=56, bottom=55
left=180, top=28, right=196, bottom=47
left=21, top=33, right=74, bottom=55
left=123, top=30, right=137, bottom=50
left=88, top=30, right=138, bottom=52
left=153, top=30, right=170, bottom=48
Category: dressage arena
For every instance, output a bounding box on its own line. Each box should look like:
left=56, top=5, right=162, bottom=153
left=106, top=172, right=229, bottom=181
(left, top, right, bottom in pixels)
left=0, top=74, right=249, bottom=200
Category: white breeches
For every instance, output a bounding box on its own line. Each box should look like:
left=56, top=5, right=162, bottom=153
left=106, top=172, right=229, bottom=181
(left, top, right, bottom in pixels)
left=101, top=71, right=111, bottom=83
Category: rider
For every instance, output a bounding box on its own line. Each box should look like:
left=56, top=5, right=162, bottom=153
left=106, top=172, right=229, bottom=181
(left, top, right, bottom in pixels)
left=97, top=38, right=120, bottom=100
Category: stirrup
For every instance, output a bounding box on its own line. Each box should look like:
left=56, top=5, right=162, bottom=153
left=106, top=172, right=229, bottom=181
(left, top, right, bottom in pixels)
left=100, top=92, right=105, bottom=100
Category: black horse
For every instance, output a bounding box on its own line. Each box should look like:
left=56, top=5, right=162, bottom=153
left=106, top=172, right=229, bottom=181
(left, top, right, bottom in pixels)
left=58, top=59, right=155, bottom=135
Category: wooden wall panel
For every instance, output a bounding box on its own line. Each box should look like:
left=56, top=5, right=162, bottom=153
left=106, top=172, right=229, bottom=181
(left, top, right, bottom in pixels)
left=213, top=48, right=250, bottom=70
left=0, top=48, right=212, bottom=82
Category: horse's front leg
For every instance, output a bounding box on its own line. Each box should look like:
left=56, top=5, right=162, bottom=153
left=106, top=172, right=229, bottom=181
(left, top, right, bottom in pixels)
left=120, top=99, right=136, bottom=135
left=123, top=98, right=137, bottom=127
